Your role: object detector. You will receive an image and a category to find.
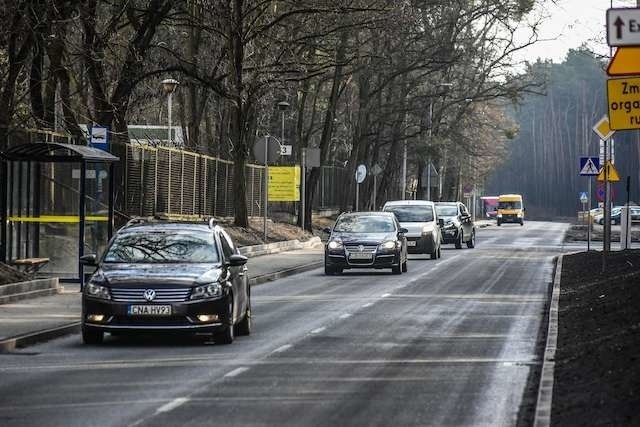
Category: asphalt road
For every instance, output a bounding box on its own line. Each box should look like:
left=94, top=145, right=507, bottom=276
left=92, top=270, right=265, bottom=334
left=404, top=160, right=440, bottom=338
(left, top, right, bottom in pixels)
left=0, top=221, right=572, bottom=427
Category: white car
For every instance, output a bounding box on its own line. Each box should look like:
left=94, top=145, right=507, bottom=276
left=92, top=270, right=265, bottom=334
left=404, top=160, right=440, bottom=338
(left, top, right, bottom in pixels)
left=382, top=200, right=442, bottom=259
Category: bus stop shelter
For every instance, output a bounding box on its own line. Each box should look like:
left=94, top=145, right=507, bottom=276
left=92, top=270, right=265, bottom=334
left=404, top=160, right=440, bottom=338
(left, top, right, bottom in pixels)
left=0, top=142, right=119, bottom=287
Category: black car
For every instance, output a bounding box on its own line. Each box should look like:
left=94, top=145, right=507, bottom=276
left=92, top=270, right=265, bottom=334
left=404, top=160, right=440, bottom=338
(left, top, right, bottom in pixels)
left=80, top=219, right=251, bottom=345
left=324, top=212, right=408, bottom=275
left=434, top=202, right=476, bottom=249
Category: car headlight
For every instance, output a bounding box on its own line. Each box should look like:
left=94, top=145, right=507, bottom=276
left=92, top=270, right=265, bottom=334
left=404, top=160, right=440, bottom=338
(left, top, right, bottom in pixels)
left=379, top=241, right=398, bottom=251
left=517, top=213, right=523, bottom=217
left=497, top=213, right=503, bottom=218
left=421, top=226, right=432, bottom=234
left=327, top=240, right=343, bottom=250
left=85, top=282, right=111, bottom=300
left=190, top=283, right=223, bottom=300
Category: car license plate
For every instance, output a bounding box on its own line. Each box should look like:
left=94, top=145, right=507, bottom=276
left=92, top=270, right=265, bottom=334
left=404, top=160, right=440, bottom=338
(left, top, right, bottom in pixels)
left=128, top=305, right=172, bottom=316
left=407, top=241, right=417, bottom=247
left=349, top=252, right=373, bottom=260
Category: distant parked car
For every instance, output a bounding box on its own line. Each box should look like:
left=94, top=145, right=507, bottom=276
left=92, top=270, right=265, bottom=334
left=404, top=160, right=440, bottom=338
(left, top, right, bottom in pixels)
left=434, top=202, right=476, bottom=249
left=596, top=206, right=640, bottom=225
left=323, top=212, right=408, bottom=275
left=382, top=200, right=442, bottom=259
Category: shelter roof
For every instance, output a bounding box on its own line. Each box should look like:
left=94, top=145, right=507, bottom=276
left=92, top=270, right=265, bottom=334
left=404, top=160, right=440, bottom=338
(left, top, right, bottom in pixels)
left=0, top=142, right=119, bottom=163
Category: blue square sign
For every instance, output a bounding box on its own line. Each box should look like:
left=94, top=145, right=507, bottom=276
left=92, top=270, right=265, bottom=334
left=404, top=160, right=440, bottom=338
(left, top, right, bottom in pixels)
left=579, top=156, right=600, bottom=176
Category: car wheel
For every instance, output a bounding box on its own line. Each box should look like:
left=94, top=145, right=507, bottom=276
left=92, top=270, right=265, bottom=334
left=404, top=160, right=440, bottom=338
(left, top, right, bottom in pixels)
left=430, top=247, right=438, bottom=259
left=438, top=246, right=442, bottom=258
left=392, top=264, right=401, bottom=274
left=215, top=298, right=235, bottom=345
left=497, top=219, right=501, bottom=226
left=466, top=230, right=476, bottom=248
left=324, top=264, right=335, bottom=275
left=455, top=231, right=463, bottom=249
left=82, top=328, right=103, bottom=345
left=335, top=267, right=343, bottom=275
left=520, top=220, right=524, bottom=226
left=402, top=260, right=408, bottom=272
left=235, top=292, right=251, bottom=336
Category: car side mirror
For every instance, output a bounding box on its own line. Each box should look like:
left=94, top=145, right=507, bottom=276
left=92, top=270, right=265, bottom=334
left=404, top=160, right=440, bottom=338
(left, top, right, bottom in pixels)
left=399, top=227, right=409, bottom=234
left=322, top=227, right=331, bottom=234
left=227, top=254, right=248, bottom=267
left=438, top=219, right=444, bottom=227
left=80, top=254, right=97, bottom=266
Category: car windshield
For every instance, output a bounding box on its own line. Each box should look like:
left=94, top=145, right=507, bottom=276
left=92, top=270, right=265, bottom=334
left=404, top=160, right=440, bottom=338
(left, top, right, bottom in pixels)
left=498, top=201, right=522, bottom=209
left=435, top=205, right=458, bottom=217
left=103, top=231, right=219, bottom=263
left=333, top=215, right=396, bottom=233
left=384, top=205, right=434, bottom=222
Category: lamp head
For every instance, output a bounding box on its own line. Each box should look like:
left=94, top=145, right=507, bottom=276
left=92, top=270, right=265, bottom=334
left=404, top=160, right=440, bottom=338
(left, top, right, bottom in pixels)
left=161, top=78, right=180, bottom=94
left=277, top=100, right=290, bottom=110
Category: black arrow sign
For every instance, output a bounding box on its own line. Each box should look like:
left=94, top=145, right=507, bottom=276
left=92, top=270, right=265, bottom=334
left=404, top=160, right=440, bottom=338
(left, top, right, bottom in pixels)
left=615, top=16, right=625, bottom=39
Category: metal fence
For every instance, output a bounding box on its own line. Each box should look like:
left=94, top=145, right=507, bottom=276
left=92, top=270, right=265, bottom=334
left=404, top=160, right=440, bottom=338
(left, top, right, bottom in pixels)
left=119, top=143, right=349, bottom=219
left=121, top=144, right=265, bottom=218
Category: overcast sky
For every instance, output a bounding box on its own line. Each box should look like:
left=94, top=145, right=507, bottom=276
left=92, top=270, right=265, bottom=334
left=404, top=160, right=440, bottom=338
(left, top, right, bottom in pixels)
left=518, top=0, right=638, bottom=63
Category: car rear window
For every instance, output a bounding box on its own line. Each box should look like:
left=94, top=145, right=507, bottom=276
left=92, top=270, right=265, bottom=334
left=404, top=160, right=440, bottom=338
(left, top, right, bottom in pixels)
left=333, top=215, right=396, bottom=233
left=103, top=231, right=219, bottom=263
left=384, top=205, right=433, bottom=222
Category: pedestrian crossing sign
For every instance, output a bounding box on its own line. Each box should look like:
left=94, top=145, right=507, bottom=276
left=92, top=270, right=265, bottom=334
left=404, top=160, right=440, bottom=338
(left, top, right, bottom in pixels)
left=579, top=156, right=600, bottom=176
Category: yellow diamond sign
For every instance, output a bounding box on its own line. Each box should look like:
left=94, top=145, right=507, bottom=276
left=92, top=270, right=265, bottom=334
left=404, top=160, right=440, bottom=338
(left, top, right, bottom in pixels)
left=592, top=115, right=615, bottom=140
left=597, top=160, right=621, bottom=182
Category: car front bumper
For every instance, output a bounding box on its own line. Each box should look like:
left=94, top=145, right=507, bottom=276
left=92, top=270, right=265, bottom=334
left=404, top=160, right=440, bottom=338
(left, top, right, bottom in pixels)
left=82, top=294, right=232, bottom=334
left=441, top=227, right=460, bottom=244
left=325, top=251, right=401, bottom=269
left=405, top=235, right=437, bottom=253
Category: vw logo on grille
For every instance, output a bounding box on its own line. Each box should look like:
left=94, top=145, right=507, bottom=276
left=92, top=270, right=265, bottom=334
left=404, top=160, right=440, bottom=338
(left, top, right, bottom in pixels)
left=143, top=289, right=156, bottom=302
left=358, top=245, right=364, bottom=252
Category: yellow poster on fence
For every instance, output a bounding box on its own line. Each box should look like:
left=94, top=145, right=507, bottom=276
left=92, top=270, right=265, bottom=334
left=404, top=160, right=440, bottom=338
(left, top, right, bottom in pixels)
left=268, top=166, right=300, bottom=202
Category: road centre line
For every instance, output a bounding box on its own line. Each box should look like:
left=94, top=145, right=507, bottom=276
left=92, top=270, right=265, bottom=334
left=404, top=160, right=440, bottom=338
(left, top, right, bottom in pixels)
left=310, top=327, right=326, bottom=334
left=271, top=344, right=293, bottom=353
left=155, top=397, right=189, bottom=414
left=339, top=313, right=352, bottom=319
left=361, top=302, right=373, bottom=308
left=224, top=367, right=249, bottom=378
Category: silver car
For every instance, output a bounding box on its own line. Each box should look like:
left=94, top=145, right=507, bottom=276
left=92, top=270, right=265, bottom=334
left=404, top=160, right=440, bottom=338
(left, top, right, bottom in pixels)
left=382, top=200, right=442, bottom=259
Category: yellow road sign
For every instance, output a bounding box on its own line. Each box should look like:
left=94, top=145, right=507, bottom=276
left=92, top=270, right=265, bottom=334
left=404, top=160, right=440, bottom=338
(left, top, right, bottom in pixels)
left=592, top=115, right=615, bottom=140
left=607, top=46, right=640, bottom=76
left=597, top=160, right=621, bottom=182
left=268, top=166, right=300, bottom=202
left=607, top=77, right=640, bottom=130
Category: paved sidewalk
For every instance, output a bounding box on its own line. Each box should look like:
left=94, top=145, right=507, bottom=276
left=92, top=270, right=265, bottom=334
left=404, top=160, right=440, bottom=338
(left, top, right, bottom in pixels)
left=0, top=245, right=323, bottom=351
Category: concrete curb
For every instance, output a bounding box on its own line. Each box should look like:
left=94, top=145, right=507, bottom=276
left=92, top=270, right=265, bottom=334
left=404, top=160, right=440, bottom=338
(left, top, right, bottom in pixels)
left=534, top=254, right=562, bottom=427
left=0, top=278, right=60, bottom=305
left=240, top=236, right=321, bottom=258
left=0, top=322, right=81, bottom=353
left=0, top=254, right=322, bottom=352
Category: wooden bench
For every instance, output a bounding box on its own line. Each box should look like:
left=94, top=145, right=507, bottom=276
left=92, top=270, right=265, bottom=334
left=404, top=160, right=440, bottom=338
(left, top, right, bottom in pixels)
left=12, top=258, right=50, bottom=274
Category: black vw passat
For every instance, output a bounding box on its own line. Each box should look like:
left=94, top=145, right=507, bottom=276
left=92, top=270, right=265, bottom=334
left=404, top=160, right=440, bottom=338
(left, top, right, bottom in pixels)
left=80, top=219, right=251, bottom=345
left=324, top=212, right=408, bottom=275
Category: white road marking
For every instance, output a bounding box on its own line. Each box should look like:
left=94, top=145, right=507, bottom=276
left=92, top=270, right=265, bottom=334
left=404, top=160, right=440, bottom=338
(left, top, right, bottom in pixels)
left=310, top=327, right=326, bottom=334
left=224, top=367, right=249, bottom=378
left=271, top=344, right=292, bottom=354
left=155, top=397, right=189, bottom=414
left=362, top=302, right=373, bottom=308
left=381, top=293, right=391, bottom=298
left=339, top=313, right=352, bottom=319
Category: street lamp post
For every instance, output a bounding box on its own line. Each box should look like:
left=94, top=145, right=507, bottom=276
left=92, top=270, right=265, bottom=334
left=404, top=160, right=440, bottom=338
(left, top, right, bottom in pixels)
left=161, top=78, right=180, bottom=144
left=425, top=82, right=453, bottom=201
left=276, top=100, right=305, bottom=230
